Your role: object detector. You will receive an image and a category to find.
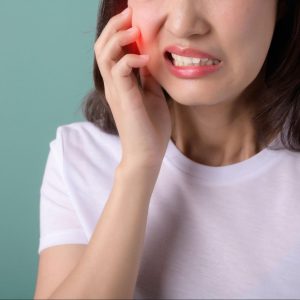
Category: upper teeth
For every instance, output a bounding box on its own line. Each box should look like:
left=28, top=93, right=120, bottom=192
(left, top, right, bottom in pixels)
left=170, top=53, right=220, bottom=66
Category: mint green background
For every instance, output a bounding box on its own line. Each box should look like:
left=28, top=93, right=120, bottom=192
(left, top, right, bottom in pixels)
left=0, top=0, right=100, bottom=298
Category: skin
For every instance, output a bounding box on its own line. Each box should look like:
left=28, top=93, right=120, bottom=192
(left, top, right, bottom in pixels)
left=128, top=0, right=279, bottom=166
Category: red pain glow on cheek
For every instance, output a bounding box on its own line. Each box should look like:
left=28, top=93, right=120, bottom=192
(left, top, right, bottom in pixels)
left=115, top=5, right=149, bottom=56
left=124, top=27, right=147, bottom=56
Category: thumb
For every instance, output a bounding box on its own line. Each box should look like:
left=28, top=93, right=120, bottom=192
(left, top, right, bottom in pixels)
left=139, top=65, right=165, bottom=98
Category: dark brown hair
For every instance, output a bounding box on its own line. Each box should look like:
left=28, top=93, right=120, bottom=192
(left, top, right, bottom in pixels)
left=80, top=0, right=300, bottom=151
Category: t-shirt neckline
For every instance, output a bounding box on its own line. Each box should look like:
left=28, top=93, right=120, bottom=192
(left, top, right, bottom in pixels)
left=164, top=134, right=285, bottom=185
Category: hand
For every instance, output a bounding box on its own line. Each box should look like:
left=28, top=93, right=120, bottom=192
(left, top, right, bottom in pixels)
left=94, top=7, right=172, bottom=169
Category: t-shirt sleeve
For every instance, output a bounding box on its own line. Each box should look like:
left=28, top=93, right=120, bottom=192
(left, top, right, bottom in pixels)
left=38, top=127, right=88, bottom=255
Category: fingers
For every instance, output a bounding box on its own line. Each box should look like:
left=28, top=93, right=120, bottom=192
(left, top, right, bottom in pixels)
left=94, top=7, right=132, bottom=56
left=112, top=54, right=149, bottom=109
left=101, top=26, right=140, bottom=67
left=93, top=5, right=151, bottom=116
left=96, top=26, right=141, bottom=91
left=94, top=6, right=143, bottom=93
left=139, top=66, right=165, bottom=99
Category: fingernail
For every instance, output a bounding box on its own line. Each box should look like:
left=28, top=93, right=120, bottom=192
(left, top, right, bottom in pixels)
left=121, top=7, right=130, bottom=15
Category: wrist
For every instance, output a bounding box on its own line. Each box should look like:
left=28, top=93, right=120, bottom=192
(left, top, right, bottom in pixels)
left=116, top=160, right=161, bottom=185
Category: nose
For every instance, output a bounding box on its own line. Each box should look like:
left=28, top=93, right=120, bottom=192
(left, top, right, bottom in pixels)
left=165, top=0, right=211, bottom=38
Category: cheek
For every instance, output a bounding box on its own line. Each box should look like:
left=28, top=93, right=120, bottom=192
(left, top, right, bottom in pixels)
left=219, top=2, right=276, bottom=76
left=130, top=1, right=165, bottom=51
left=131, top=16, right=157, bottom=53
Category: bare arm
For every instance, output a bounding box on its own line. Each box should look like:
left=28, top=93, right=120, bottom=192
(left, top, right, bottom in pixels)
left=37, top=5, right=170, bottom=298
left=47, top=163, right=160, bottom=299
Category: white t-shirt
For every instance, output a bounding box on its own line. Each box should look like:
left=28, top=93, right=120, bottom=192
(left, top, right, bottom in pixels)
left=38, top=121, right=300, bottom=299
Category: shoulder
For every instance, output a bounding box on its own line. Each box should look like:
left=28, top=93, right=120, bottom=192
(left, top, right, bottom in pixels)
left=50, top=121, right=121, bottom=196
left=52, top=121, right=121, bottom=166
left=56, top=121, right=105, bottom=139
left=54, top=121, right=119, bottom=147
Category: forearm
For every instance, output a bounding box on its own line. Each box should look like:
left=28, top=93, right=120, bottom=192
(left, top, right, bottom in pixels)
left=48, top=164, right=160, bottom=299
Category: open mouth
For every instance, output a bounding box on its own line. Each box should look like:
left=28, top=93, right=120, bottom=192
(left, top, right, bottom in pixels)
left=164, top=51, right=174, bottom=63
left=163, top=50, right=223, bottom=78
left=164, top=51, right=221, bottom=66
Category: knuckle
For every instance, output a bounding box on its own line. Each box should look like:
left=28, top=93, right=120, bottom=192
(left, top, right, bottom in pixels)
left=110, top=14, right=121, bottom=24
left=105, top=17, right=118, bottom=33
left=110, top=31, right=121, bottom=45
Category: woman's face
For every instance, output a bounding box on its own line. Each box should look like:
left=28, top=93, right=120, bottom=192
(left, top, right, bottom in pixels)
left=128, top=0, right=278, bottom=107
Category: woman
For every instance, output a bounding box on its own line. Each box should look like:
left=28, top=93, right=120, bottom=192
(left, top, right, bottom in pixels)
left=34, top=0, right=300, bottom=299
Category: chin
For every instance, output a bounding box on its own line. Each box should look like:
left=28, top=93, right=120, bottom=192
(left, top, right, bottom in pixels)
left=167, top=91, right=224, bottom=107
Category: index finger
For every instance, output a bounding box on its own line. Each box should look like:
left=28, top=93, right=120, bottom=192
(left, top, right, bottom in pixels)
left=94, top=7, right=132, bottom=53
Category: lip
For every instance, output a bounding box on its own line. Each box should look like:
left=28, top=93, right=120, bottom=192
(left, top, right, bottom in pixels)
left=164, top=49, right=223, bottom=79
left=164, top=53, right=223, bottom=79
left=164, top=45, right=221, bottom=60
